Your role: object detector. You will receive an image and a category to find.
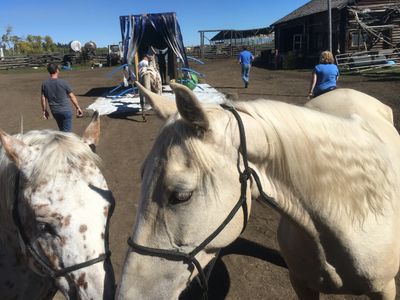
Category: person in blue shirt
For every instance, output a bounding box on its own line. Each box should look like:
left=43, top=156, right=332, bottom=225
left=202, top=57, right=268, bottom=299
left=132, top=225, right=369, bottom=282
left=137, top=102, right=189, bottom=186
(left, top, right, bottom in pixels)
left=238, top=46, right=254, bottom=88
left=308, top=51, right=339, bottom=98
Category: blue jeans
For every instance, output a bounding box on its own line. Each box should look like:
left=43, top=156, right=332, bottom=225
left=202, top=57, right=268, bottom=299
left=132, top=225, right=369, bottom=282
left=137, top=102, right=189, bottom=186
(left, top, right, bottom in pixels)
left=52, top=111, right=73, bottom=132
left=241, top=64, right=251, bottom=83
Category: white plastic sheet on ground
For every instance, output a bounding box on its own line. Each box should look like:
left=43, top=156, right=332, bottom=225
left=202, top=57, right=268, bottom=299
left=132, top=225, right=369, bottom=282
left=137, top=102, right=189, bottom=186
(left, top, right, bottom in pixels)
left=87, top=84, right=227, bottom=116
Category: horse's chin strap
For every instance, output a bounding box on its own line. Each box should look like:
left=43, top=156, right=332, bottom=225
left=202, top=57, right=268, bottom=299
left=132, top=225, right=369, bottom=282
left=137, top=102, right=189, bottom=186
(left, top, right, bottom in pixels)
left=12, top=172, right=114, bottom=279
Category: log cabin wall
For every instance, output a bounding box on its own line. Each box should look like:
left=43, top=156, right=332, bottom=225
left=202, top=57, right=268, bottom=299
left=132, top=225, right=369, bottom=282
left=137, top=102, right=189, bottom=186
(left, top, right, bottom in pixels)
left=273, top=0, right=400, bottom=68
left=345, top=0, right=400, bottom=52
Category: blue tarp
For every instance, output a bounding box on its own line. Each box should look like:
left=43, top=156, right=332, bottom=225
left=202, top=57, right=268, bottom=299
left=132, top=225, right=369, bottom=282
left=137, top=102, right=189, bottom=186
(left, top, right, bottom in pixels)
left=120, top=12, right=188, bottom=67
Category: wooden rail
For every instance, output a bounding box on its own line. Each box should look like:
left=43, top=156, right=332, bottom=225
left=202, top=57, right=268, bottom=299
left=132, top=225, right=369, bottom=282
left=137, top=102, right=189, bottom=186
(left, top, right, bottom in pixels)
left=0, top=53, right=108, bottom=70
left=336, top=49, right=400, bottom=72
left=186, top=43, right=274, bottom=59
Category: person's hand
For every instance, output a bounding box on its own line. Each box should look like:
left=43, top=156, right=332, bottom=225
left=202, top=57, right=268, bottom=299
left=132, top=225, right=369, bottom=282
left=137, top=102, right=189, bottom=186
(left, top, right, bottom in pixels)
left=76, top=108, right=84, bottom=118
left=42, top=110, right=49, bottom=120
left=307, top=93, right=313, bottom=100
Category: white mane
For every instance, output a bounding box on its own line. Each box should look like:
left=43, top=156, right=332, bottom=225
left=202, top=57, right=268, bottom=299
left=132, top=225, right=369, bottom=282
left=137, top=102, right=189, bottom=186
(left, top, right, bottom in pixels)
left=150, top=100, right=394, bottom=222
left=235, top=100, right=394, bottom=221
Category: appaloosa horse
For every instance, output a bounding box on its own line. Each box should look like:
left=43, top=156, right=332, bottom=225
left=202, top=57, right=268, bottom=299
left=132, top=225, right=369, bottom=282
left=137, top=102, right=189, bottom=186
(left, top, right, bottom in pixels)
left=117, top=83, right=400, bottom=300
left=0, top=112, right=115, bottom=300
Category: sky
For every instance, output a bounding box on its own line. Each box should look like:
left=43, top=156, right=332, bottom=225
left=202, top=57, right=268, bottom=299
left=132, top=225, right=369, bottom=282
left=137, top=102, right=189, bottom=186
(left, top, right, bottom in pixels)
left=0, top=0, right=310, bottom=48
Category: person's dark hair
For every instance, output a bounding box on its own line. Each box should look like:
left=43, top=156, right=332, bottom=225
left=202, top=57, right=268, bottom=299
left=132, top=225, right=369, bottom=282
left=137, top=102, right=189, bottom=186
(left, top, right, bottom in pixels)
left=242, top=46, right=248, bottom=51
left=47, top=63, right=58, bottom=75
left=47, top=63, right=59, bottom=74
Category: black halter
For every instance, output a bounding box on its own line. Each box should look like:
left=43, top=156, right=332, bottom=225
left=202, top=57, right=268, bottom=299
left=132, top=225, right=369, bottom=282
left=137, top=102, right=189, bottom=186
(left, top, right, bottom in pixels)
left=127, top=104, right=279, bottom=299
left=12, top=171, right=115, bottom=278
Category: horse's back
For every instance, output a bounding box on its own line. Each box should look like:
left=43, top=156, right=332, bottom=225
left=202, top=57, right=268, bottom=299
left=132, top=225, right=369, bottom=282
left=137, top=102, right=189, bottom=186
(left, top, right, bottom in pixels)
left=305, top=88, right=393, bottom=125
left=306, top=88, right=400, bottom=161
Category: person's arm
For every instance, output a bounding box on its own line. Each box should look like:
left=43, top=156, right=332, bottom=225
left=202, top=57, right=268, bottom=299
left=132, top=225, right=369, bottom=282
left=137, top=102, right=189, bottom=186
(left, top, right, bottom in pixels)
left=308, top=71, right=317, bottom=99
left=68, top=92, right=83, bottom=117
left=41, top=93, right=49, bottom=119
left=336, top=66, right=340, bottom=83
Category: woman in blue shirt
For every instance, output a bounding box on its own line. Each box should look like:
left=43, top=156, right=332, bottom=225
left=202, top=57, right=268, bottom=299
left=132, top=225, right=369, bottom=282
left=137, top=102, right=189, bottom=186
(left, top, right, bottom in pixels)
left=308, top=51, right=339, bottom=98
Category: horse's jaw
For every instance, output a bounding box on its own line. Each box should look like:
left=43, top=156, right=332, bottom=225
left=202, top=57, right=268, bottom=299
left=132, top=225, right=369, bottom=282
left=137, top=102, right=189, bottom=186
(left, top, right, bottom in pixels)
left=117, top=251, right=197, bottom=300
left=56, top=260, right=115, bottom=300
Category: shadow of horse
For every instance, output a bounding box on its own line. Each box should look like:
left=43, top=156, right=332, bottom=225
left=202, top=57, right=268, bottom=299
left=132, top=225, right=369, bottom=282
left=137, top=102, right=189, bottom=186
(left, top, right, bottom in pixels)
left=78, top=87, right=118, bottom=97
left=179, top=238, right=287, bottom=300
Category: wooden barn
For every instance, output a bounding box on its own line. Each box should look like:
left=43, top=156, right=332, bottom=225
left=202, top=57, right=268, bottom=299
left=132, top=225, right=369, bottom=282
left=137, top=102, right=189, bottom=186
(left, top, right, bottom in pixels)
left=272, top=0, right=400, bottom=69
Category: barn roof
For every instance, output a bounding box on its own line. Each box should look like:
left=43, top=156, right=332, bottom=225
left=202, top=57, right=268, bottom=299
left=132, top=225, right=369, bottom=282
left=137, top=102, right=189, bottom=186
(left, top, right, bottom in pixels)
left=273, top=0, right=354, bottom=25
left=210, top=27, right=272, bottom=41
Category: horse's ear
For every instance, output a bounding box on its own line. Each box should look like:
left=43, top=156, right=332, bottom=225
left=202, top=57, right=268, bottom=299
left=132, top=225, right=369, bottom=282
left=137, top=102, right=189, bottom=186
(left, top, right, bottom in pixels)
left=135, top=81, right=177, bottom=119
left=0, top=130, right=31, bottom=167
left=82, top=111, right=100, bottom=152
left=169, top=82, right=209, bottom=132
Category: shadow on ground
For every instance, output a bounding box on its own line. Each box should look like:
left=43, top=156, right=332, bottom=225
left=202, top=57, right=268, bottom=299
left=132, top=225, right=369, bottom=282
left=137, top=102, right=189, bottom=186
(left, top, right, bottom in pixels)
left=179, top=237, right=287, bottom=300
left=79, top=86, right=117, bottom=97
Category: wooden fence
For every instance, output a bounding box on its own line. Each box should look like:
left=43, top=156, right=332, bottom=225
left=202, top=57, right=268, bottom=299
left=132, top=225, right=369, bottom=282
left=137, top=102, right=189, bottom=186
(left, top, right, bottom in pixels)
left=336, top=49, right=400, bottom=72
left=0, top=53, right=108, bottom=70
left=186, top=43, right=274, bottom=59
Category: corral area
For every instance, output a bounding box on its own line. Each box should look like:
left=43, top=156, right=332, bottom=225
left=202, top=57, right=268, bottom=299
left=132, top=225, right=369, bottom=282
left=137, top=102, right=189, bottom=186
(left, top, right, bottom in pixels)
left=0, top=60, right=400, bottom=299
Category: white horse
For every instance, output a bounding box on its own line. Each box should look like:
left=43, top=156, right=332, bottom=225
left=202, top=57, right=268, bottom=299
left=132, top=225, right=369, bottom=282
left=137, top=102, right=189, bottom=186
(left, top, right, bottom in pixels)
left=0, top=113, right=115, bottom=300
left=117, top=83, right=400, bottom=300
left=138, top=58, right=162, bottom=121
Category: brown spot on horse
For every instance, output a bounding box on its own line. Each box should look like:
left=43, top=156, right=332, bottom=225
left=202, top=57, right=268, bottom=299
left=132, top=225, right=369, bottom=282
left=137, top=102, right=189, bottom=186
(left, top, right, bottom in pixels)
left=79, top=224, right=88, bottom=233
left=77, top=272, right=86, bottom=288
left=63, top=215, right=71, bottom=227
left=103, top=206, right=108, bottom=217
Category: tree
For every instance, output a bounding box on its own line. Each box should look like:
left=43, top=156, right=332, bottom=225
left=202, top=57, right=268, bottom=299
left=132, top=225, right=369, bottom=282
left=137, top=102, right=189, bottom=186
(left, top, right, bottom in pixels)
left=1, top=25, right=13, bottom=51
left=43, top=35, right=56, bottom=52
left=1, top=26, right=68, bottom=54
left=15, top=41, right=32, bottom=54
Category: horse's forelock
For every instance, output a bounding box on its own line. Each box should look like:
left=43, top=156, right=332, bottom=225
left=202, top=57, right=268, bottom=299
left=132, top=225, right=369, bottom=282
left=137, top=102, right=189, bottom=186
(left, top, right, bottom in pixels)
left=24, top=131, right=101, bottom=185
left=143, top=116, right=221, bottom=193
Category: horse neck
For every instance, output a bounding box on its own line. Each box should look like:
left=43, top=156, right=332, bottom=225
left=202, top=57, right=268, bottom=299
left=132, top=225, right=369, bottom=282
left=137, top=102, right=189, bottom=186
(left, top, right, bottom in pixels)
left=237, top=101, right=320, bottom=228
left=0, top=157, right=53, bottom=299
left=239, top=100, right=395, bottom=227
left=0, top=152, right=18, bottom=234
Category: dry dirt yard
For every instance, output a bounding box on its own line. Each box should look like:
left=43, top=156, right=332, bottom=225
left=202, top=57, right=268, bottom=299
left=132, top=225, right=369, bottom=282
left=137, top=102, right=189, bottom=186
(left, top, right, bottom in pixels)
left=0, top=59, right=399, bottom=299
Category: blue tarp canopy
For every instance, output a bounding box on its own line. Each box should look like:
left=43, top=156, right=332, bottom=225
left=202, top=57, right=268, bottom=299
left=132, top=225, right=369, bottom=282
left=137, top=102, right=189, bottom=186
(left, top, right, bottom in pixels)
left=120, top=12, right=188, bottom=67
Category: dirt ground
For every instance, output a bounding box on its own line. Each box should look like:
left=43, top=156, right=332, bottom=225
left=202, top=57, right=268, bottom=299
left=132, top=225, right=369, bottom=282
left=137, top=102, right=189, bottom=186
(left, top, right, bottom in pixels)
left=0, top=59, right=400, bottom=300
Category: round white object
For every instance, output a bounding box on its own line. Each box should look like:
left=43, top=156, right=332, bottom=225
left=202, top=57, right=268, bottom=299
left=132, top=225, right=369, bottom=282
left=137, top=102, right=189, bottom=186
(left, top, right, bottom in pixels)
left=70, top=40, right=82, bottom=52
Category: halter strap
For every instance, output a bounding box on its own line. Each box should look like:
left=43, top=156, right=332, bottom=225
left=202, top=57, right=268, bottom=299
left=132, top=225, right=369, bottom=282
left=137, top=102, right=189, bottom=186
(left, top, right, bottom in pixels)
left=12, top=172, right=114, bottom=279
left=126, top=104, right=280, bottom=299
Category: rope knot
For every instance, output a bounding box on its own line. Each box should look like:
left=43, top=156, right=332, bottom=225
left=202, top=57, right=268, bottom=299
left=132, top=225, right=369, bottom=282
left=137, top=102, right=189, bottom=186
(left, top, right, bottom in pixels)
left=239, top=171, right=251, bottom=184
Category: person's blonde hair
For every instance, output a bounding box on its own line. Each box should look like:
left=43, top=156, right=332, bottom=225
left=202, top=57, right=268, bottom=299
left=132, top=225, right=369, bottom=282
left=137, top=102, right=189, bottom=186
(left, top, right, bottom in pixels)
left=320, top=51, right=335, bottom=64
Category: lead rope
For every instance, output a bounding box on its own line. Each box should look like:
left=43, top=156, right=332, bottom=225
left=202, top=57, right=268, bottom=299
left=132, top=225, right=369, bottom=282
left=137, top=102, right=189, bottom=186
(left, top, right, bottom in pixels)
left=222, top=105, right=280, bottom=210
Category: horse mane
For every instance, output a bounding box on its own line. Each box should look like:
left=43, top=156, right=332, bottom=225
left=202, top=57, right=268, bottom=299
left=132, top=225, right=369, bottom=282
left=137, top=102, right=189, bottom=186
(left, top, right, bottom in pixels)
left=0, top=130, right=101, bottom=230
left=147, top=99, right=395, bottom=222
left=234, top=100, right=395, bottom=221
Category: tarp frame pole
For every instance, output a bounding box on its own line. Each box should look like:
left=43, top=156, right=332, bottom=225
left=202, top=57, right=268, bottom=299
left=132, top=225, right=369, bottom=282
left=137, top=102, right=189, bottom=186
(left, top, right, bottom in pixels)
left=134, top=52, right=139, bottom=81
left=200, top=31, right=205, bottom=59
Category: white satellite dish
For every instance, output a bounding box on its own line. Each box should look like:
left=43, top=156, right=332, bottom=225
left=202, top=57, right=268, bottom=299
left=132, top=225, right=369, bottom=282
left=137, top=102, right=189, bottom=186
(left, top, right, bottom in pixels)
left=69, top=40, right=82, bottom=52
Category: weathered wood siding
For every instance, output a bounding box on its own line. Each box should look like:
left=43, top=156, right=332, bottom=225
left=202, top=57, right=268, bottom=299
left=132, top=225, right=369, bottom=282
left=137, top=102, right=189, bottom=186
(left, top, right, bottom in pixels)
left=345, top=0, right=400, bottom=51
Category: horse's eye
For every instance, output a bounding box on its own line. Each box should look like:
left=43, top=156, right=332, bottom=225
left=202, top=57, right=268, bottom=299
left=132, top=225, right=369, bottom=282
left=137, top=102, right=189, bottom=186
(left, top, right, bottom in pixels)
left=169, top=191, right=193, bottom=205
left=36, top=222, right=55, bottom=235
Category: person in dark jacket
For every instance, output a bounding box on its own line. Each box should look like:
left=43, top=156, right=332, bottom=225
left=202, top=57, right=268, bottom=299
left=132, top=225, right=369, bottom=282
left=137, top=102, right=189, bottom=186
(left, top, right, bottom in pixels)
left=41, top=63, right=83, bottom=132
